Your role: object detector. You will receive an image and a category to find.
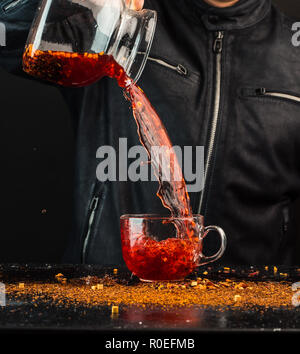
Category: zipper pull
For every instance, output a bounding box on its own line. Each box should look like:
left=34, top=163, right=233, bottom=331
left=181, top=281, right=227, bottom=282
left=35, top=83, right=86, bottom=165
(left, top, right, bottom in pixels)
left=3, top=0, right=23, bottom=12
left=87, top=196, right=99, bottom=229
left=82, top=196, right=100, bottom=263
left=176, top=64, right=188, bottom=76
left=213, top=31, right=224, bottom=54
left=282, top=206, right=290, bottom=233
left=89, top=196, right=99, bottom=212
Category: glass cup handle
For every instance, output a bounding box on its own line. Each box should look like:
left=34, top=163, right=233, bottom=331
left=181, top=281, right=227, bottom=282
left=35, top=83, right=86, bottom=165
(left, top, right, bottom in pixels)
left=198, top=225, right=227, bottom=266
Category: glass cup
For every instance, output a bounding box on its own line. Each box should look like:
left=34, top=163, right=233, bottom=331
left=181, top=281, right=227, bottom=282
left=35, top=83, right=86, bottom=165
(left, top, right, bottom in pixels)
left=120, top=214, right=227, bottom=282
left=22, top=0, right=157, bottom=87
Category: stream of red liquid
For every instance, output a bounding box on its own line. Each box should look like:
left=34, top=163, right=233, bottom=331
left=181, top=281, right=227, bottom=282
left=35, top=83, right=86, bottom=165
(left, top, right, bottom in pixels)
left=23, top=46, right=200, bottom=280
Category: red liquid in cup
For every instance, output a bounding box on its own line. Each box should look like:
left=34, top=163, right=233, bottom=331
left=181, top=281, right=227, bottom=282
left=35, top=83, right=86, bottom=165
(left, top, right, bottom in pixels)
left=121, top=223, right=201, bottom=281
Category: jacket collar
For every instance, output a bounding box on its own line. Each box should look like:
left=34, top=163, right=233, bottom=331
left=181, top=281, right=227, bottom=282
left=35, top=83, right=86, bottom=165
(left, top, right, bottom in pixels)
left=193, top=0, right=271, bottom=31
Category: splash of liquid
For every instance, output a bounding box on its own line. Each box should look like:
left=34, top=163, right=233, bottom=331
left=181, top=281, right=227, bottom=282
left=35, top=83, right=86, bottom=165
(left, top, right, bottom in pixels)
left=23, top=46, right=200, bottom=280
left=23, top=45, right=194, bottom=221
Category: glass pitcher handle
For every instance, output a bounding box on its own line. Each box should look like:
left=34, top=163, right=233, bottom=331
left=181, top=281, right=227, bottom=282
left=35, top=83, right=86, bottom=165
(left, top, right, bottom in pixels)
left=198, top=225, right=227, bottom=266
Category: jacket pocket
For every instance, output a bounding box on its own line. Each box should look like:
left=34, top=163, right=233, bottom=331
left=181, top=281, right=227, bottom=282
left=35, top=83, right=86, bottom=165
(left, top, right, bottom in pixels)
left=241, top=87, right=300, bottom=105
left=81, top=182, right=107, bottom=264
left=138, top=51, right=200, bottom=84
left=145, top=54, right=188, bottom=77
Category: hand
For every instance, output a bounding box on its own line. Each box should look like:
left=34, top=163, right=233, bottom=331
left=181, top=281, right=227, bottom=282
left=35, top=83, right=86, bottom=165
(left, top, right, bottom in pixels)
left=89, top=0, right=144, bottom=10
left=125, top=0, right=144, bottom=10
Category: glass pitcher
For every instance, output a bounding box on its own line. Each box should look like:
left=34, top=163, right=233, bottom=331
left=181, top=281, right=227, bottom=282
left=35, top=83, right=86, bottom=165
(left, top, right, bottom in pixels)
left=23, top=0, right=157, bottom=87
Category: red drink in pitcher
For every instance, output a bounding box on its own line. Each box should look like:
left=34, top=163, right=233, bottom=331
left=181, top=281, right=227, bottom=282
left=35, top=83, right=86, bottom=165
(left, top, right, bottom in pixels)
left=23, top=45, right=129, bottom=88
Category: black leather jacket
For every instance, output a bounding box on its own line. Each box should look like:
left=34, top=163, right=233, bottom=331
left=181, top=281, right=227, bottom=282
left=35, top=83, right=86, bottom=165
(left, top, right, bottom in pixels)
left=1, top=0, right=300, bottom=266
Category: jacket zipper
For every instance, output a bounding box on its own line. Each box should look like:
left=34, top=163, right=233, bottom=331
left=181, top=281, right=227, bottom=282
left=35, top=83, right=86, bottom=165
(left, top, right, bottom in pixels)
left=137, top=52, right=188, bottom=76
left=148, top=57, right=188, bottom=76
left=198, top=30, right=224, bottom=214
left=3, top=0, right=24, bottom=12
left=82, top=196, right=100, bottom=264
left=255, top=88, right=300, bottom=103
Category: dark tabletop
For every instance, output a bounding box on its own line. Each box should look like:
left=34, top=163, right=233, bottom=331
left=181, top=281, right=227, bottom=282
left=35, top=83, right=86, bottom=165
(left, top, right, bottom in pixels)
left=0, top=264, right=300, bottom=333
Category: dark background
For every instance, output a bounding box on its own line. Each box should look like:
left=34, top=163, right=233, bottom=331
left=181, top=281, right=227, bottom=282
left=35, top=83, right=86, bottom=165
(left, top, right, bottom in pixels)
left=0, top=0, right=299, bottom=263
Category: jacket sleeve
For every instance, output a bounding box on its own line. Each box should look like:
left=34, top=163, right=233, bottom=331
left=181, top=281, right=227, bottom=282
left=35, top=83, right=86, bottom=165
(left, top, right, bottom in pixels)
left=0, top=0, right=41, bottom=76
